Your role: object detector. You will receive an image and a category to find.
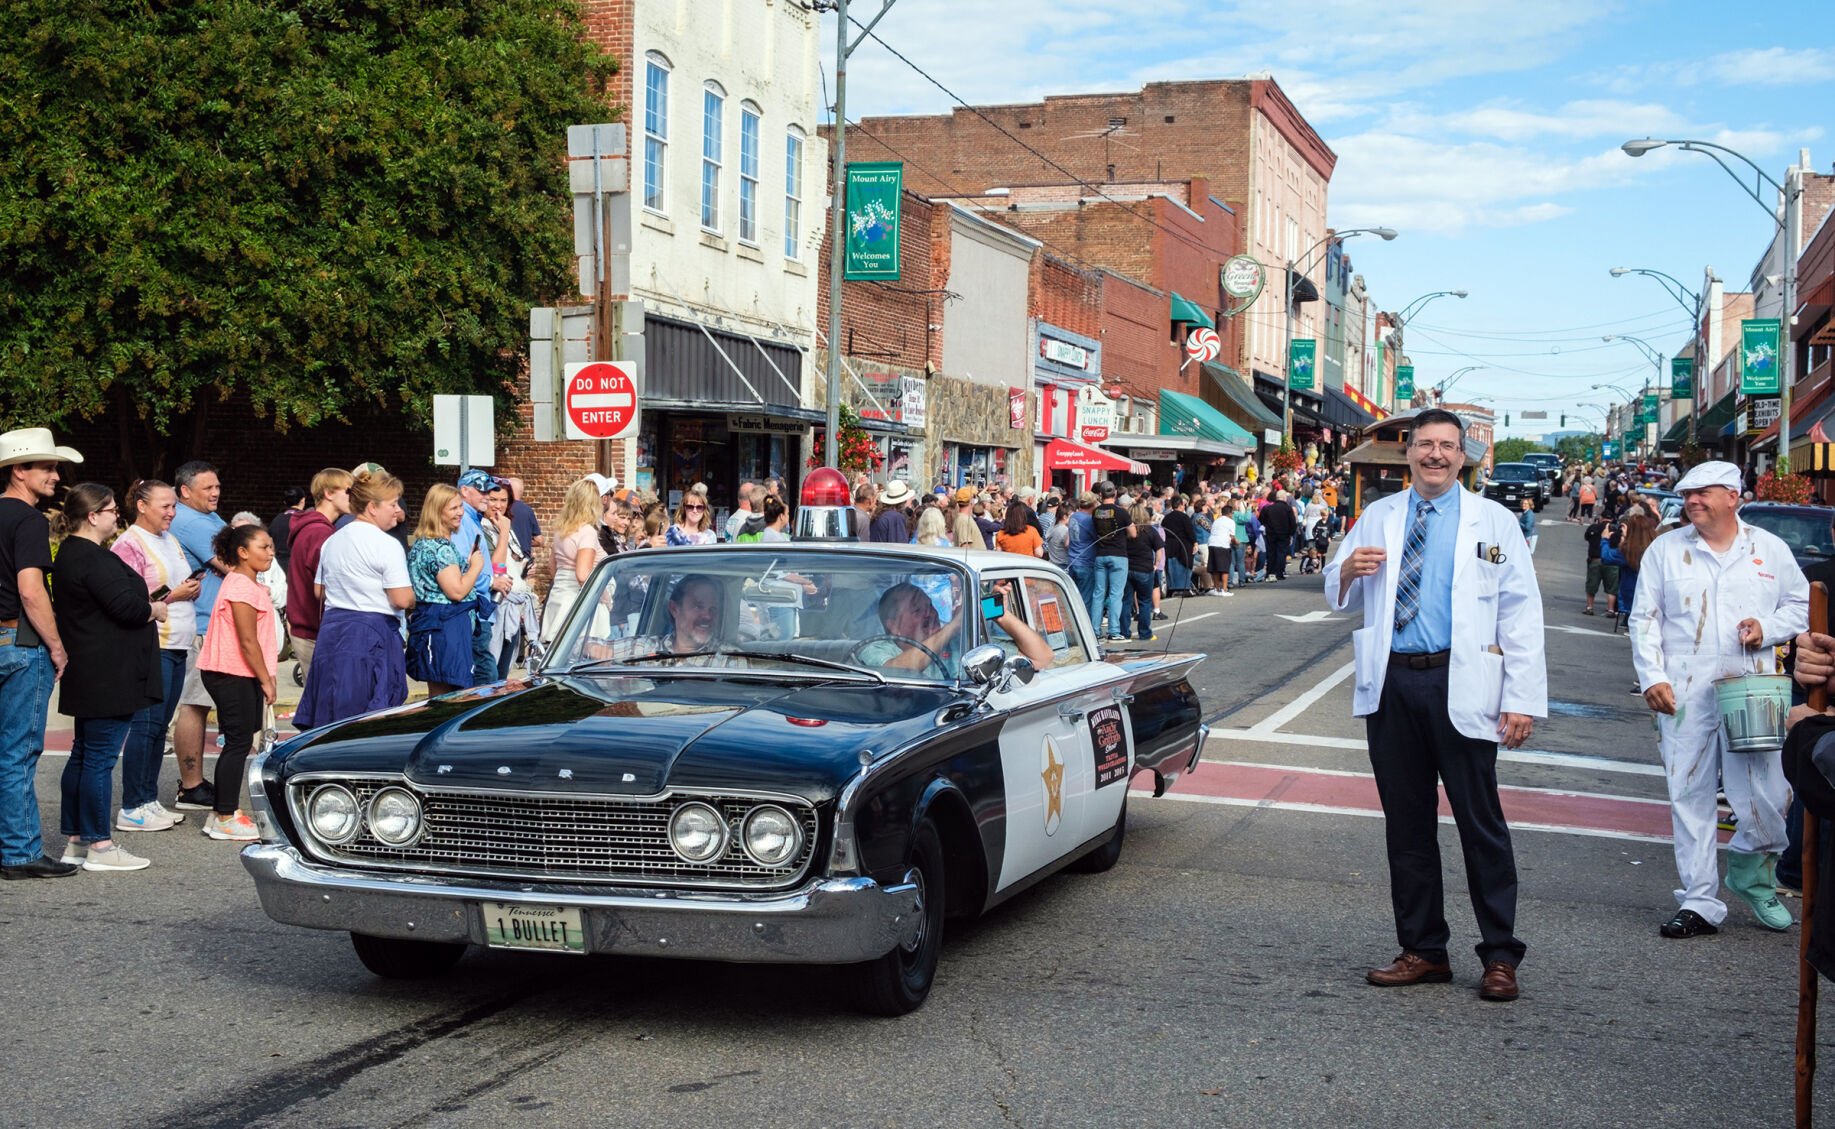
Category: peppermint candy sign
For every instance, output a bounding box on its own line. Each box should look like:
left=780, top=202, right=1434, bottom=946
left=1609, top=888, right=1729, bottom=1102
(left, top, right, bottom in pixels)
left=1184, top=326, right=1221, bottom=363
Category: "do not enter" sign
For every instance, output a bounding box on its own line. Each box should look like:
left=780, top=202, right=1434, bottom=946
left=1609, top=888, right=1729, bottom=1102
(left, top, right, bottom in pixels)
left=563, top=360, right=640, bottom=441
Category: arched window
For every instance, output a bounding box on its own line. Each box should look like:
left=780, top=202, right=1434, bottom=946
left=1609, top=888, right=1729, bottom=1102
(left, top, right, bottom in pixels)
left=701, top=81, right=726, bottom=232
left=642, top=53, right=671, bottom=213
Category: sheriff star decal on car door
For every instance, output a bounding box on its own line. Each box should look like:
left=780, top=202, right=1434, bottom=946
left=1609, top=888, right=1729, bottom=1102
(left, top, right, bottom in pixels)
left=1041, top=735, right=1065, bottom=836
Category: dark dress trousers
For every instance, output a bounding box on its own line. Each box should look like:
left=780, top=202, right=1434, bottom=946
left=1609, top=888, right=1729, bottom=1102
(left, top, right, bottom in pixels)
left=51, top=536, right=160, bottom=718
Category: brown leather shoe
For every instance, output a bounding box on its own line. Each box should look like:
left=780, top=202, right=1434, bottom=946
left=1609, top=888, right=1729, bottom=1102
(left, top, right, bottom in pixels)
left=1479, top=961, right=1519, bottom=1002
left=1366, top=952, right=1452, bottom=987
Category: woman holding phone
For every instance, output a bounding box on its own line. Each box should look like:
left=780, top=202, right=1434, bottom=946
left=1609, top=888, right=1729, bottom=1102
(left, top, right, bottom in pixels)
left=405, top=484, right=485, bottom=697
left=51, top=484, right=166, bottom=871
left=196, top=523, right=279, bottom=841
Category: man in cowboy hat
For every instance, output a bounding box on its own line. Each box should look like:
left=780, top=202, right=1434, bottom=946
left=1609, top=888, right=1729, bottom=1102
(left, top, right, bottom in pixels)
left=870, top=479, right=915, bottom=544
left=0, top=428, right=83, bottom=879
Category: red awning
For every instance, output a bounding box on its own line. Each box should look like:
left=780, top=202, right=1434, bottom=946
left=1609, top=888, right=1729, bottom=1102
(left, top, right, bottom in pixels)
left=1752, top=372, right=1834, bottom=447
left=1043, top=437, right=1149, bottom=475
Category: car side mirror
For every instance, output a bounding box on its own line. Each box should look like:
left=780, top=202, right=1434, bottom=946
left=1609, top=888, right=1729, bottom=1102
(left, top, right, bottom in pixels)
left=962, top=644, right=1006, bottom=686
left=1003, top=655, right=1036, bottom=688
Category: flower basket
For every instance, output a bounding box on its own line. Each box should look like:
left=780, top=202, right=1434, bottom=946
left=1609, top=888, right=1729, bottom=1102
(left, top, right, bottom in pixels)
left=1755, top=469, right=1813, bottom=504
left=1269, top=441, right=1305, bottom=475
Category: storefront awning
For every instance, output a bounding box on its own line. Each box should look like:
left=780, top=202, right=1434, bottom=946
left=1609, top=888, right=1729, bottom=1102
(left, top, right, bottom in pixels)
left=1751, top=374, right=1834, bottom=450
left=1201, top=362, right=1282, bottom=432
left=1042, top=437, right=1148, bottom=476
left=1699, top=388, right=1737, bottom=433
left=1322, top=386, right=1377, bottom=431
left=1104, top=434, right=1245, bottom=458
left=1159, top=388, right=1256, bottom=452
left=1169, top=292, right=1214, bottom=329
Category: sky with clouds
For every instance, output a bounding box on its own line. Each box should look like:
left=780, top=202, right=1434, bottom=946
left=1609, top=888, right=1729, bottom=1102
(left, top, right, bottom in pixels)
left=822, top=0, right=1832, bottom=439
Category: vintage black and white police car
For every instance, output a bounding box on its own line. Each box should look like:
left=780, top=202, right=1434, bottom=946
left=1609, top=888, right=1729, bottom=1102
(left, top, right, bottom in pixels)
left=242, top=543, right=1206, bottom=1013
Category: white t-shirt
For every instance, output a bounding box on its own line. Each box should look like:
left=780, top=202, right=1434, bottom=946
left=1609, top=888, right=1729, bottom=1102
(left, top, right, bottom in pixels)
left=1208, top=515, right=1236, bottom=548
left=315, top=521, right=410, bottom=615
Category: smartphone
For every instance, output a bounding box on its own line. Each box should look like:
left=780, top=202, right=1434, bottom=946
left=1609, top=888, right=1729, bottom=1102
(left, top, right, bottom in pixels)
left=188, top=566, right=208, bottom=581
left=981, top=594, right=1004, bottom=619
left=149, top=584, right=171, bottom=602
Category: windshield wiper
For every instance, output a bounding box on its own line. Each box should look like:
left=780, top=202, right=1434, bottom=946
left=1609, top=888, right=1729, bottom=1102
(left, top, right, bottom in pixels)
left=719, top=648, right=886, bottom=684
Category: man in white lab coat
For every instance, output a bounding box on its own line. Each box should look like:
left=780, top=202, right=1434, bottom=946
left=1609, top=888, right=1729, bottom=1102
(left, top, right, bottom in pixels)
left=1325, top=409, right=1546, bottom=1003
left=1630, top=461, right=1806, bottom=938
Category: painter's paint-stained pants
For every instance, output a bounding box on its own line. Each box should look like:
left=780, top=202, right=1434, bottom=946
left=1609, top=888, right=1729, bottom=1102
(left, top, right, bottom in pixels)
left=1654, top=655, right=1788, bottom=926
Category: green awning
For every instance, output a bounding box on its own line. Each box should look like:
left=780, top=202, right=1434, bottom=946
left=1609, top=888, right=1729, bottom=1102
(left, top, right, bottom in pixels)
left=1699, top=388, right=1736, bottom=431
left=1662, top=416, right=1690, bottom=444
left=1169, top=292, right=1214, bottom=329
left=1160, top=388, right=1255, bottom=448
left=1202, top=361, right=1282, bottom=431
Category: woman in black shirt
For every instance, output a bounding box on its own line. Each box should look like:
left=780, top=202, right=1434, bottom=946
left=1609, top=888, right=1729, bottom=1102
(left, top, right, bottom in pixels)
left=1123, top=504, right=1162, bottom=642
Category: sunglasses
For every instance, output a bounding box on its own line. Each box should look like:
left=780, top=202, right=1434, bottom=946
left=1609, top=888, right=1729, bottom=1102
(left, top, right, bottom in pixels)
left=684, top=504, right=706, bottom=512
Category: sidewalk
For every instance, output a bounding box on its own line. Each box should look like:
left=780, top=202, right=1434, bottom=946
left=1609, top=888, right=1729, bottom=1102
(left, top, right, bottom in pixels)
left=40, top=655, right=437, bottom=752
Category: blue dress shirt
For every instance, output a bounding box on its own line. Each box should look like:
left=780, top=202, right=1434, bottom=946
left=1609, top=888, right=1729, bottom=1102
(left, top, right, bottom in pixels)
left=1392, top=487, right=1458, bottom=654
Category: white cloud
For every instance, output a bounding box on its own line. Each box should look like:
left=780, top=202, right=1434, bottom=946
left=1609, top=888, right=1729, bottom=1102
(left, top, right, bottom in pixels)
left=1602, top=47, right=1835, bottom=93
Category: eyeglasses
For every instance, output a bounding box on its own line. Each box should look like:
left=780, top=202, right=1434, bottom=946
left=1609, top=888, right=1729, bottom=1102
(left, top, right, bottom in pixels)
left=684, top=504, right=706, bottom=512
left=1410, top=440, right=1461, bottom=455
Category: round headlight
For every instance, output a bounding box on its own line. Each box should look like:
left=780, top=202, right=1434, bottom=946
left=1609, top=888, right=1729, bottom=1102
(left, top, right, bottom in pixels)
left=368, top=787, right=423, bottom=846
left=741, top=804, right=804, bottom=868
left=307, top=785, right=361, bottom=845
left=668, top=802, right=729, bottom=863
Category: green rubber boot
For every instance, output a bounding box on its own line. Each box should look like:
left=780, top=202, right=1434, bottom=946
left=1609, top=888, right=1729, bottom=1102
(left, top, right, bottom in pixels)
left=1727, top=850, right=1794, bottom=932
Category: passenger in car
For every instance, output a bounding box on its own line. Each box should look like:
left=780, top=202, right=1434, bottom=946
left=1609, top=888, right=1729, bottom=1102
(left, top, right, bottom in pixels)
left=864, top=579, right=1053, bottom=676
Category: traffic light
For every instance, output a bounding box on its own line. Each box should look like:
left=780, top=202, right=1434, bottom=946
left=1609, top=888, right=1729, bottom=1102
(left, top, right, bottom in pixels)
left=1560, top=414, right=1566, bottom=427
left=1504, top=413, right=1511, bottom=427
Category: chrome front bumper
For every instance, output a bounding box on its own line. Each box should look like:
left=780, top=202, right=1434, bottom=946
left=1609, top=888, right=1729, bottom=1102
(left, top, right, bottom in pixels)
left=241, top=843, right=923, bottom=964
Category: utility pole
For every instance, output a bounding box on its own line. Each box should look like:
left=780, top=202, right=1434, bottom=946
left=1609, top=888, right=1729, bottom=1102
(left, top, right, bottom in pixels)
left=821, top=0, right=897, bottom=469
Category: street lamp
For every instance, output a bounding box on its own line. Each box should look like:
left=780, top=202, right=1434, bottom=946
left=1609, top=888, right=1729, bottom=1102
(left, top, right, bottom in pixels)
left=1609, top=265, right=1713, bottom=445
left=1623, top=137, right=1804, bottom=471
left=1387, top=289, right=1469, bottom=408
left=1433, top=364, right=1486, bottom=402
left=1283, top=226, right=1397, bottom=441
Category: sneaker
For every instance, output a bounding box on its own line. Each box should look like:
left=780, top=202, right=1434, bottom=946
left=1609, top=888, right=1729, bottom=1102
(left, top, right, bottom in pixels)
left=83, top=843, right=151, bottom=872
left=201, top=812, right=259, bottom=841
left=1107, top=634, right=1130, bottom=643
left=1153, top=610, right=1169, bottom=621
left=173, top=781, right=216, bottom=811
left=116, top=803, right=176, bottom=833
left=59, top=841, right=88, bottom=865
left=1717, top=811, right=1739, bottom=833
left=147, top=800, right=186, bottom=826
left=1137, top=634, right=1157, bottom=642
left=1214, top=590, right=1234, bottom=597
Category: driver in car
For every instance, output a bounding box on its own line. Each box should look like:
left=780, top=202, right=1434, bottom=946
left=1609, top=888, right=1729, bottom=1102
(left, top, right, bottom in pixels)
left=580, top=573, right=736, bottom=664
left=862, top=579, right=1053, bottom=676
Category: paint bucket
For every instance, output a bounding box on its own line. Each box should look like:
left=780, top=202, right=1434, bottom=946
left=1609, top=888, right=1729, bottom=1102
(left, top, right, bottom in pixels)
left=1714, top=673, right=1793, bottom=753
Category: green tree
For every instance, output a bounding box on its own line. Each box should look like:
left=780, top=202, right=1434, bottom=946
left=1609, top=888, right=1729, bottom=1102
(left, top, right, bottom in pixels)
left=0, top=0, right=617, bottom=472
left=1492, top=437, right=1550, bottom=464
left=1554, top=433, right=1601, bottom=463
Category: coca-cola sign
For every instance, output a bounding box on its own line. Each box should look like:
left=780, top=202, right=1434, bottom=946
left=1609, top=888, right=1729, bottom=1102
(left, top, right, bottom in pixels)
left=1077, top=385, right=1115, bottom=443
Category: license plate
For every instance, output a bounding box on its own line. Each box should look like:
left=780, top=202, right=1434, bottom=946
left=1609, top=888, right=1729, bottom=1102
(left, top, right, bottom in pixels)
left=482, top=903, right=586, bottom=954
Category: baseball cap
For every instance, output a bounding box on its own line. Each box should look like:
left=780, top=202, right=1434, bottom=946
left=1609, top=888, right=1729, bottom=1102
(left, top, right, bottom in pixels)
left=582, top=473, right=617, bottom=496
left=955, top=486, right=977, bottom=504
left=457, top=469, right=498, bottom=491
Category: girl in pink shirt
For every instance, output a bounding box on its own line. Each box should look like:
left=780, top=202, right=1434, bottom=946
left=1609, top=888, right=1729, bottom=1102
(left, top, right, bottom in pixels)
left=197, top=524, right=278, bottom=841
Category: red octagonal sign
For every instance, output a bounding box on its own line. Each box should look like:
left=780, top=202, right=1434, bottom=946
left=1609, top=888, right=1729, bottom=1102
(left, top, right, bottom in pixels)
left=564, top=361, right=639, bottom=440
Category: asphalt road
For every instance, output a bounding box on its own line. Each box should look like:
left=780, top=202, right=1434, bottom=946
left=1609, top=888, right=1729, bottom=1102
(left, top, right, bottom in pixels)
left=5, top=515, right=1831, bottom=1128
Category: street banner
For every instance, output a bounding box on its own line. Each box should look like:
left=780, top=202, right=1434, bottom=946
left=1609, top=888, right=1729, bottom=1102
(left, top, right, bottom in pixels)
left=1640, top=389, right=1658, bottom=426
left=844, top=162, right=902, bottom=280
left=1288, top=338, right=1316, bottom=391
left=1671, top=356, right=1694, bottom=400
left=1394, top=364, right=1414, bottom=402
left=1741, top=318, right=1782, bottom=395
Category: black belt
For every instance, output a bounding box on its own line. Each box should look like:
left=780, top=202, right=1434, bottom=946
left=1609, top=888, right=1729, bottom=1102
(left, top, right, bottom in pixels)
left=1389, top=649, right=1450, bottom=670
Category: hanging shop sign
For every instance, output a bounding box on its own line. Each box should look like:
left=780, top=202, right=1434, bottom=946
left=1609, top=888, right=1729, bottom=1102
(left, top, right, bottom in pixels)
left=1288, top=338, right=1317, bottom=391
left=844, top=162, right=902, bottom=280
left=1077, top=385, right=1116, bottom=443
left=1741, top=318, right=1782, bottom=395
left=1222, top=255, right=1266, bottom=301
left=1010, top=387, right=1028, bottom=430
left=1671, top=356, right=1694, bottom=400
left=1040, top=336, right=1091, bottom=370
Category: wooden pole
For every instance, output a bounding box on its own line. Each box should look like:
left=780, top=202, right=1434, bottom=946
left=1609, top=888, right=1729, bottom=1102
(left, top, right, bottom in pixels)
left=1799, top=580, right=1828, bottom=1129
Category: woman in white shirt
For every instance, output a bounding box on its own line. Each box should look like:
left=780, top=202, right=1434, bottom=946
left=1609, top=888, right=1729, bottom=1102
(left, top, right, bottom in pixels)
left=1206, top=502, right=1236, bottom=596
left=541, top=478, right=610, bottom=644
left=293, top=469, right=414, bottom=730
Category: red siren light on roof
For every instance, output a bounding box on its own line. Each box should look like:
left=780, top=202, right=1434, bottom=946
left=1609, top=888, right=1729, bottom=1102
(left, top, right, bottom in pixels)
left=801, top=466, right=851, bottom=508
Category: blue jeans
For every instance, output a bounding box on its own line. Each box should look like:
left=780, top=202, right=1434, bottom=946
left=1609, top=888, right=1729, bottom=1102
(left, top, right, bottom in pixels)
left=1068, top=564, right=1094, bottom=606
left=1126, top=569, right=1155, bottom=639
left=61, top=715, right=131, bottom=844
left=471, top=604, right=498, bottom=686
left=1090, top=556, right=1128, bottom=638
left=1230, top=544, right=1247, bottom=587
left=122, top=648, right=186, bottom=811
left=1165, top=558, right=1192, bottom=594
left=0, top=635, right=56, bottom=866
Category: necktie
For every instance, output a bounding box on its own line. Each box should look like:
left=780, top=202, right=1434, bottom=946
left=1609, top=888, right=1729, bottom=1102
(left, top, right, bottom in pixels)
left=1393, top=498, right=1434, bottom=632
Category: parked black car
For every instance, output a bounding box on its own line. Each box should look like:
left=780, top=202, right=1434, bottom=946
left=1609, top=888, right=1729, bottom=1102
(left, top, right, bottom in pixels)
left=1740, top=502, right=1835, bottom=569
left=241, top=544, right=1207, bottom=1015
left=1484, top=462, right=1545, bottom=510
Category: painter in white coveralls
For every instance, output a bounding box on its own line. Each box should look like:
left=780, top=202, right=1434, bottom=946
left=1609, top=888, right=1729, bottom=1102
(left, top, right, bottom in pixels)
left=1630, top=460, right=1807, bottom=939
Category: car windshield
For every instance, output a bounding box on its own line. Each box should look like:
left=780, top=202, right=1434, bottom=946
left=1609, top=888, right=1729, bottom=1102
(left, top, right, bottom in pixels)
left=1743, top=509, right=1835, bottom=562
left=1491, top=464, right=1537, bottom=482
left=546, top=549, right=974, bottom=682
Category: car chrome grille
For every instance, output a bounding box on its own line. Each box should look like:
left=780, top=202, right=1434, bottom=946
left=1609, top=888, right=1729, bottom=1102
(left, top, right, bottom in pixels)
left=292, top=779, right=820, bottom=889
